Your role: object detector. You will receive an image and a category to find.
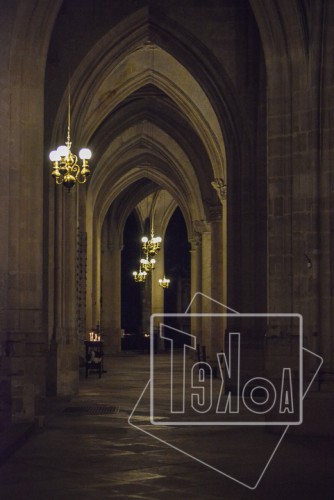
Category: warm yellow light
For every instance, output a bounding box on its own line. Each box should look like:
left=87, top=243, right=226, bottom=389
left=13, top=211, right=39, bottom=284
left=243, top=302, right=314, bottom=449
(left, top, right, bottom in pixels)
left=57, top=145, right=69, bottom=157
left=159, top=276, right=170, bottom=288
left=49, top=92, right=92, bottom=190
left=79, top=148, right=92, bottom=160
left=49, top=150, right=61, bottom=162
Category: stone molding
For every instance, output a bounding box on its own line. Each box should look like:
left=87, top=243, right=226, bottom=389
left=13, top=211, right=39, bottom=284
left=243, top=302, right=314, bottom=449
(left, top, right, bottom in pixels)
left=211, top=178, right=227, bottom=203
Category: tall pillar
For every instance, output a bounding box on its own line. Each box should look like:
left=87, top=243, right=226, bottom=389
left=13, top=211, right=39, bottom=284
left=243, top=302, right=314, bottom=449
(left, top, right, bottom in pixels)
left=0, top=2, right=60, bottom=421
left=151, top=246, right=164, bottom=316
left=190, top=233, right=202, bottom=344
left=101, top=224, right=122, bottom=354
left=151, top=247, right=164, bottom=350
left=49, top=188, right=79, bottom=397
left=209, top=206, right=226, bottom=358
left=317, top=4, right=334, bottom=388
left=141, top=274, right=152, bottom=336
left=101, top=222, right=111, bottom=351
left=192, top=206, right=225, bottom=365
left=200, top=221, right=213, bottom=361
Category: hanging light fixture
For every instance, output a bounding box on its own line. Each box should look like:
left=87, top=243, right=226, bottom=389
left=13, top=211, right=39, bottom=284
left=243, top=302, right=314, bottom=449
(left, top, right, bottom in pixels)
left=141, top=231, right=162, bottom=256
left=140, top=186, right=162, bottom=257
left=159, top=276, right=170, bottom=289
left=140, top=254, right=156, bottom=272
left=132, top=266, right=148, bottom=283
left=49, top=89, right=92, bottom=191
left=133, top=232, right=160, bottom=283
left=137, top=220, right=161, bottom=280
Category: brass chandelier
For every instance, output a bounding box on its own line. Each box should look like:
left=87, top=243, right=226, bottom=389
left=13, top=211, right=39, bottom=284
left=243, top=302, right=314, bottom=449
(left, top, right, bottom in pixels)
left=132, top=217, right=170, bottom=287
left=140, top=254, right=156, bottom=272
left=159, top=276, right=170, bottom=289
left=132, top=214, right=162, bottom=284
left=132, top=266, right=148, bottom=283
left=141, top=231, right=162, bottom=256
left=49, top=91, right=92, bottom=191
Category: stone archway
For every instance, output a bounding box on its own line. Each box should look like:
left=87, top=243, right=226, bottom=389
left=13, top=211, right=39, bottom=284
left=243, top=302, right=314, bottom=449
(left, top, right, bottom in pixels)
left=61, top=34, right=229, bottom=356
left=42, top=0, right=275, bottom=392
left=1, top=0, right=274, bottom=420
left=46, top=5, right=260, bottom=368
left=0, top=0, right=331, bottom=434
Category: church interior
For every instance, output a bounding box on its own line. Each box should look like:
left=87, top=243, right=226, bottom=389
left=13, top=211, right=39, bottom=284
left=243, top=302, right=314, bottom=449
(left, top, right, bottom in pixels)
left=0, top=0, right=334, bottom=498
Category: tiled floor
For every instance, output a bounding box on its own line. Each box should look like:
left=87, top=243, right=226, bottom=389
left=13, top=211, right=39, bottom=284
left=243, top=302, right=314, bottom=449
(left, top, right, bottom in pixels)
left=0, top=352, right=333, bottom=499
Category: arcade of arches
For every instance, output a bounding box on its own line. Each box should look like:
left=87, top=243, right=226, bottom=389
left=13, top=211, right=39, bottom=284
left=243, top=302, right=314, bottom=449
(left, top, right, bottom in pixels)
left=0, top=0, right=333, bottom=435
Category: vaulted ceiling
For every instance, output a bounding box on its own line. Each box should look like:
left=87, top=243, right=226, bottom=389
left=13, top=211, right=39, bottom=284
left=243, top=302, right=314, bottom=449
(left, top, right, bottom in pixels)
left=45, top=2, right=261, bottom=239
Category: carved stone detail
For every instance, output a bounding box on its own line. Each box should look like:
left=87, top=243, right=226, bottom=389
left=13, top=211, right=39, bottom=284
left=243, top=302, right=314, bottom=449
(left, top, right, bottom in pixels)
left=193, top=219, right=210, bottom=234
left=211, top=178, right=227, bottom=203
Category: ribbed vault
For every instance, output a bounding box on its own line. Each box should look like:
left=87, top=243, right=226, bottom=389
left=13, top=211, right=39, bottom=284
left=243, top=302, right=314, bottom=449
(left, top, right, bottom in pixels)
left=45, top=1, right=269, bottom=343
left=53, top=39, right=227, bottom=220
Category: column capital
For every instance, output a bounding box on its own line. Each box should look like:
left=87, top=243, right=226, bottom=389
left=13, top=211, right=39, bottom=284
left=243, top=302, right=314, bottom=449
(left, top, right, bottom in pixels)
left=211, top=178, right=227, bottom=203
left=193, top=219, right=210, bottom=235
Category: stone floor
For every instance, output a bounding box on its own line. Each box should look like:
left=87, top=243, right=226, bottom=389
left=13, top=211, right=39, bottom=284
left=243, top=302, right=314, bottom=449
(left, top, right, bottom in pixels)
left=0, top=351, right=333, bottom=499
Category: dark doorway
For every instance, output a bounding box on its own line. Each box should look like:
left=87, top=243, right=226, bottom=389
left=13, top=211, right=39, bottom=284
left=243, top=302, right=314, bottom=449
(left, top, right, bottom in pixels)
left=121, top=211, right=142, bottom=348
left=164, top=207, right=191, bottom=346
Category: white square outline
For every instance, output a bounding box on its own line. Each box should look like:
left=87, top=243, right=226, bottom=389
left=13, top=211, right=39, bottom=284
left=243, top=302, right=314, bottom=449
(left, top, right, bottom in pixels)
left=150, top=313, right=303, bottom=426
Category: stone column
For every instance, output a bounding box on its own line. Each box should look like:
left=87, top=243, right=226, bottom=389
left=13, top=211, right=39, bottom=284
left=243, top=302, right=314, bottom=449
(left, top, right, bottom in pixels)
left=317, top=5, right=334, bottom=387
left=141, top=273, right=152, bottom=336
left=151, top=246, right=164, bottom=316
left=189, top=233, right=202, bottom=345
left=50, top=188, right=79, bottom=397
left=199, top=221, right=213, bottom=361
left=211, top=179, right=228, bottom=346
left=151, top=246, right=165, bottom=351
left=192, top=207, right=226, bottom=365
left=209, top=206, right=226, bottom=358
left=101, top=222, right=111, bottom=351
left=101, top=223, right=122, bottom=354
left=0, top=1, right=60, bottom=421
